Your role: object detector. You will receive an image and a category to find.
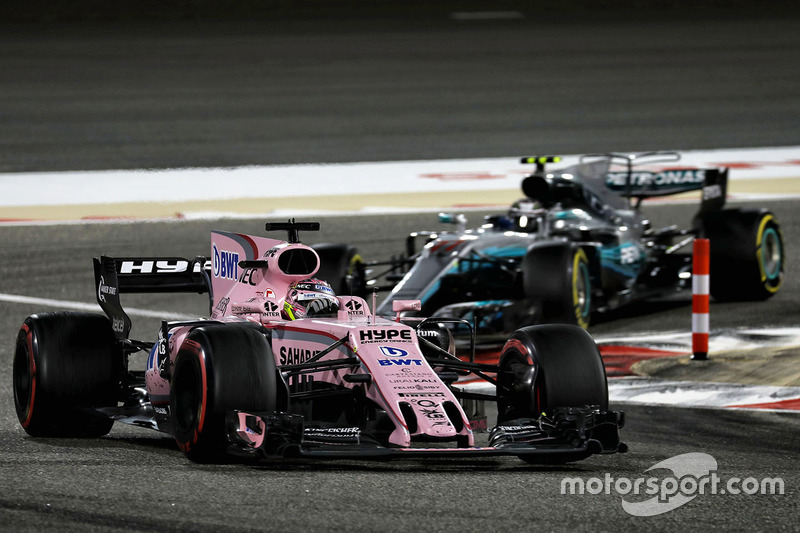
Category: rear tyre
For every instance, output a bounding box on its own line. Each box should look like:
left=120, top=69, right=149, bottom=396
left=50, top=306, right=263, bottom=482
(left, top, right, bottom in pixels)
left=170, top=324, right=277, bottom=463
left=697, top=209, right=784, bottom=301
left=522, top=245, right=592, bottom=328
left=497, top=324, right=608, bottom=423
left=312, top=243, right=365, bottom=296
left=13, top=312, right=121, bottom=438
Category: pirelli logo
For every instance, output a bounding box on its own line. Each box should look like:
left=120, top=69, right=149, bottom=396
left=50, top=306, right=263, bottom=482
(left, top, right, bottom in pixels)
left=398, top=392, right=446, bottom=398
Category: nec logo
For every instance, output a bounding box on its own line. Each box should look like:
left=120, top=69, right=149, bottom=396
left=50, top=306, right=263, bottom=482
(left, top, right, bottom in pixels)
left=379, top=346, right=408, bottom=357
left=359, top=329, right=412, bottom=343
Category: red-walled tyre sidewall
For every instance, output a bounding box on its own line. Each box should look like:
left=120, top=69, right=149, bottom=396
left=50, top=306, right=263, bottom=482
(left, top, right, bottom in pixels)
left=497, top=324, right=607, bottom=423
left=13, top=312, right=120, bottom=437
left=170, top=324, right=277, bottom=463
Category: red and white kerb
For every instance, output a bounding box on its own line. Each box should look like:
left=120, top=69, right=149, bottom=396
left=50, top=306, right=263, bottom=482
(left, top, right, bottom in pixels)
left=692, top=238, right=710, bottom=360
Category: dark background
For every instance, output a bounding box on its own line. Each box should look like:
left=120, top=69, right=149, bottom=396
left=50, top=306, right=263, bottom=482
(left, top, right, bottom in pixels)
left=1, top=3, right=799, bottom=531
left=2, top=1, right=799, bottom=173
left=6, top=1, right=800, bottom=23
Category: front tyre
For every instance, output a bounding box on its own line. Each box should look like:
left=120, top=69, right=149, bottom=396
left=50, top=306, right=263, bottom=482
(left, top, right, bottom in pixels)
left=496, top=324, right=608, bottom=423
left=170, top=324, right=277, bottom=463
left=522, top=245, right=592, bottom=328
left=13, top=312, right=121, bottom=437
left=496, top=324, right=612, bottom=464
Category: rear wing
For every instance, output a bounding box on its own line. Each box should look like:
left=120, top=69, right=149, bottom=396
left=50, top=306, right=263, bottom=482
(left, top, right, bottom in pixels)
left=93, top=256, right=211, bottom=339
left=581, top=152, right=729, bottom=213
left=604, top=165, right=728, bottom=196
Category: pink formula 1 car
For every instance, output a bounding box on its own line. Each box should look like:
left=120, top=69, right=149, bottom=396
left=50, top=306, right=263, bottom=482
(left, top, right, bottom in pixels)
left=13, top=221, right=625, bottom=464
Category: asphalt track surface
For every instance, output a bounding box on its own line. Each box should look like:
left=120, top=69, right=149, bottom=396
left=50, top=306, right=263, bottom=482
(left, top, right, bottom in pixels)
left=2, top=13, right=800, bottom=532
left=1, top=202, right=799, bottom=531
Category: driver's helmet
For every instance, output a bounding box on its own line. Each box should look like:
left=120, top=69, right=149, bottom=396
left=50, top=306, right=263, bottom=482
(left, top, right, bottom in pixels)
left=508, top=199, right=544, bottom=232
left=283, top=278, right=339, bottom=320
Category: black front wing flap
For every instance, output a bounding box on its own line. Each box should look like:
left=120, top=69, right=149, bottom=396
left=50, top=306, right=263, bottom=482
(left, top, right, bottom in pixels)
left=225, top=406, right=626, bottom=462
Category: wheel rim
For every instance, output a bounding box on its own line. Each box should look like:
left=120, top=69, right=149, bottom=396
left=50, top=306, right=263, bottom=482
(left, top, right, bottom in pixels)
left=760, top=227, right=782, bottom=281
left=575, top=263, right=590, bottom=313
left=572, top=249, right=591, bottom=327
left=346, top=254, right=365, bottom=296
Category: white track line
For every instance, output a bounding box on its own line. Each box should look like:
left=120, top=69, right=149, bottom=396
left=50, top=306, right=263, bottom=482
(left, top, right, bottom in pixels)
left=460, top=379, right=800, bottom=412
left=0, top=293, right=196, bottom=321
left=608, top=377, right=800, bottom=411
left=595, top=328, right=800, bottom=353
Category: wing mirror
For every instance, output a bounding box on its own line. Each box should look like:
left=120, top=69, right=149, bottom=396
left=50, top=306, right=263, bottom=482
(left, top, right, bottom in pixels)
left=392, top=300, right=422, bottom=321
left=438, top=213, right=467, bottom=230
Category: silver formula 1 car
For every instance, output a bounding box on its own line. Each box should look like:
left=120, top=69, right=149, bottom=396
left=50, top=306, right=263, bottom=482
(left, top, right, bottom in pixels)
left=345, top=152, right=783, bottom=337
left=13, top=220, right=625, bottom=464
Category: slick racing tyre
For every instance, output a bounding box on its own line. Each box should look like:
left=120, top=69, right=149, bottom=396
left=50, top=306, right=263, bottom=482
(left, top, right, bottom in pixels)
left=496, top=325, right=609, bottom=464
left=311, top=243, right=365, bottom=297
left=522, top=244, right=592, bottom=328
left=697, top=209, right=784, bottom=301
left=170, top=324, right=278, bottom=463
left=496, top=324, right=608, bottom=423
left=415, top=321, right=456, bottom=359
left=13, top=312, right=121, bottom=438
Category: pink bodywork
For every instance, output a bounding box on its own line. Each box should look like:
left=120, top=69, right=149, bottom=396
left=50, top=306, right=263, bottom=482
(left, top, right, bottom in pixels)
left=145, top=230, right=474, bottom=447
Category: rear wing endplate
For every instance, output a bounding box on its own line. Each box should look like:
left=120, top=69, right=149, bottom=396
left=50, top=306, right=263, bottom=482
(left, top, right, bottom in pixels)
left=93, top=256, right=212, bottom=339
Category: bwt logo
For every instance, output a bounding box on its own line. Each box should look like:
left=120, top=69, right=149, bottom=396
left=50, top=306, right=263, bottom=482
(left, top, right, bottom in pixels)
left=213, top=244, right=239, bottom=280
left=378, top=359, right=423, bottom=366
left=379, top=346, right=408, bottom=357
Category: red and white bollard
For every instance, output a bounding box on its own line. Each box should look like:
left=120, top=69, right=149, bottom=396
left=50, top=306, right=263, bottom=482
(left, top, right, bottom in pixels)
left=691, top=238, right=710, bottom=360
